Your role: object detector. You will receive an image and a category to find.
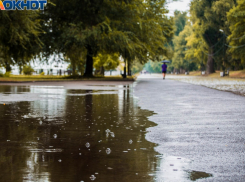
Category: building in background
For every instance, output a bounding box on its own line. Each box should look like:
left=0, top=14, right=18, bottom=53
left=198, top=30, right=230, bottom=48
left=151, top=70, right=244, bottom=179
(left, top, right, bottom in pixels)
left=0, top=54, right=69, bottom=75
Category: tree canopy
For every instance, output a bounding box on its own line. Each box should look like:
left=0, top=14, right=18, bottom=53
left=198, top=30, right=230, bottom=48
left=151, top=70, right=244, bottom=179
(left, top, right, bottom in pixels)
left=39, top=0, right=173, bottom=77
left=0, top=11, right=42, bottom=72
left=168, top=0, right=241, bottom=73
left=2, top=0, right=245, bottom=76
left=227, top=0, right=245, bottom=66
left=172, top=24, right=193, bottom=71
left=93, top=53, right=120, bottom=75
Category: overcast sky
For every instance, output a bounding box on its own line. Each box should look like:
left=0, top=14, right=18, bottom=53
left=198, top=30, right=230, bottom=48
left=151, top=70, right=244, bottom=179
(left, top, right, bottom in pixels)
left=166, top=0, right=192, bottom=16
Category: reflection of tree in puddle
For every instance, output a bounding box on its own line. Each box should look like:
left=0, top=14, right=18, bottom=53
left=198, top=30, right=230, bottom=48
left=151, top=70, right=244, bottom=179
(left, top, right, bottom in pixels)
left=0, top=100, right=49, bottom=182
left=0, top=85, right=158, bottom=182
left=29, top=86, right=67, bottom=120
left=0, top=85, right=30, bottom=94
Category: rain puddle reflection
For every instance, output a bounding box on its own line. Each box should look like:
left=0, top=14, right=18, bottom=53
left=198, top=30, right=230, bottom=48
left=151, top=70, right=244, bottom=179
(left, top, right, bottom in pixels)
left=0, top=84, right=213, bottom=182
left=0, top=84, right=159, bottom=182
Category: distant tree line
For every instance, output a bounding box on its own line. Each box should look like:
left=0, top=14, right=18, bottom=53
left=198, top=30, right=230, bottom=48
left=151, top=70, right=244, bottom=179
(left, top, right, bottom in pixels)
left=167, top=0, right=245, bottom=74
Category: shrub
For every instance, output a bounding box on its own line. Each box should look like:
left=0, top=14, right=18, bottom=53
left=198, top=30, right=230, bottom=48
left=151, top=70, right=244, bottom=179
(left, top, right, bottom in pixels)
left=23, top=65, right=34, bottom=75
left=0, top=71, right=3, bottom=77
left=40, top=72, right=45, bottom=75
left=4, top=72, right=11, bottom=77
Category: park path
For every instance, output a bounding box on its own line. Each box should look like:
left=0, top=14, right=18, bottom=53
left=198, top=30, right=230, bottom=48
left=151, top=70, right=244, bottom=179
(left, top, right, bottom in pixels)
left=134, top=74, right=245, bottom=182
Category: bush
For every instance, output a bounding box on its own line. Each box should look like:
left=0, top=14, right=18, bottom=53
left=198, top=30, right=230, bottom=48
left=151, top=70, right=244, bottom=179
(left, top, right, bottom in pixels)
left=4, top=72, right=11, bottom=77
left=0, top=71, right=3, bottom=77
left=23, top=65, right=34, bottom=75
left=40, top=72, right=45, bottom=75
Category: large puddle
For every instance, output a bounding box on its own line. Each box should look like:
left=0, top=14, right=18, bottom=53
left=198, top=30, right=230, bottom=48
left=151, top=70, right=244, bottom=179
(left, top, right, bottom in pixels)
left=0, top=84, right=212, bottom=182
left=0, top=85, right=159, bottom=182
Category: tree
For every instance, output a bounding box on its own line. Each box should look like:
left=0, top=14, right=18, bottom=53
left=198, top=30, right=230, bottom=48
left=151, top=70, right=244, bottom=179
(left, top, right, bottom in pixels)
left=189, top=0, right=235, bottom=73
left=173, top=11, right=188, bottom=36
left=185, top=27, right=207, bottom=71
left=144, top=60, right=162, bottom=73
left=227, top=0, right=245, bottom=66
left=172, top=24, right=197, bottom=72
left=42, top=0, right=173, bottom=77
left=164, top=11, right=187, bottom=73
left=0, top=11, right=42, bottom=72
left=212, top=0, right=235, bottom=70
left=93, top=53, right=120, bottom=76
left=131, top=60, right=144, bottom=74
left=23, top=65, right=34, bottom=75
left=64, top=44, right=86, bottom=76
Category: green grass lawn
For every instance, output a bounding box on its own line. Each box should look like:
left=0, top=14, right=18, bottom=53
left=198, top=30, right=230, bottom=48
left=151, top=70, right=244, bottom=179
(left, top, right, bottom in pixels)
left=0, top=75, right=135, bottom=82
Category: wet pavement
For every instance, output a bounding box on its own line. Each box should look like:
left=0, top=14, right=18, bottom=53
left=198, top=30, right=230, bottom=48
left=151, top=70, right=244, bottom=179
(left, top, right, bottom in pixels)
left=0, top=76, right=244, bottom=181
left=169, top=75, right=245, bottom=96
left=0, top=81, right=160, bottom=182
left=135, top=74, right=245, bottom=181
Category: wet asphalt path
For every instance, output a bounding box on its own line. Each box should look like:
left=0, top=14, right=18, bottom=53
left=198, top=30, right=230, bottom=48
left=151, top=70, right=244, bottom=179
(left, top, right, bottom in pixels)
left=134, top=74, right=245, bottom=182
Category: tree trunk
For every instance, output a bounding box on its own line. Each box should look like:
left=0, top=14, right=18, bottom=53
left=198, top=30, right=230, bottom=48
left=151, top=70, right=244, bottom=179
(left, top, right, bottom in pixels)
left=100, top=66, right=104, bottom=76
left=72, top=60, right=76, bottom=76
left=5, top=62, right=11, bottom=72
left=206, top=47, right=215, bottom=74
left=78, top=63, right=85, bottom=76
left=127, top=61, right=131, bottom=76
left=84, top=45, right=94, bottom=77
left=122, top=60, right=127, bottom=78
left=18, top=65, right=22, bottom=75
left=85, top=90, right=93, bottom=123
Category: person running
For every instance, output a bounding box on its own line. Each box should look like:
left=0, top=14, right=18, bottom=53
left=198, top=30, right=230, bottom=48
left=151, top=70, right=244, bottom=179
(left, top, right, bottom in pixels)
left=162, top=62, right=167, bottom=79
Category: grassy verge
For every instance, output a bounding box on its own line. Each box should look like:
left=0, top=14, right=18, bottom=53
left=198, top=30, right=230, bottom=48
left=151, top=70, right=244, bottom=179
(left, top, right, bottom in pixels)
left=0, top=75, right=135, bottom=82
left=188, top=71, right=202, bottom=76
left=187, top=70, right=245, bottom=79
left=229, top=70, right=245, bottom=78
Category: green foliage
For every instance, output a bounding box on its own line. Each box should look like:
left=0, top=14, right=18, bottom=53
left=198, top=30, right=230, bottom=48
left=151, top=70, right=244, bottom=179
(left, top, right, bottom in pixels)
left=187, top=0, right=235, bottom=73
left=93, top=53, right=120, bottom=75
left=2, top=0, right=245, bottom=75
left=172, top=24, right=193, bottom=71
left=40, top=72, right=45, bottom=76
left=4, top=72, right=11, bottom=77
left=0, top=0, right=175, bottom=77
left=144, top=61, right=162, bottom=73
left=42, top=0, right=173, bottom=77
left=64, top=45, right=86, bottom=76
left=185, top=24, right=207, bottom=68
left=0, top=71, right=3, bottom=77
left=131, top=60, right=144, bottom=74
left=227, top=0, right=245, bottom=65
left=23, top=65, right=34, bottom=75
left=174, top=11, right=188, bottom=36
left=165, top=11, right=188, bottom=72
left=0, top=11, right=42, bottom=72
left=166, top=1, right=241, bottom=73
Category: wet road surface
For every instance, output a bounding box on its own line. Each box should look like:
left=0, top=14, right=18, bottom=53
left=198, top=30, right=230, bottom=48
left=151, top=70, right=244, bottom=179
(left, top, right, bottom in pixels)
left=135, top=74, right=245, bottom=181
